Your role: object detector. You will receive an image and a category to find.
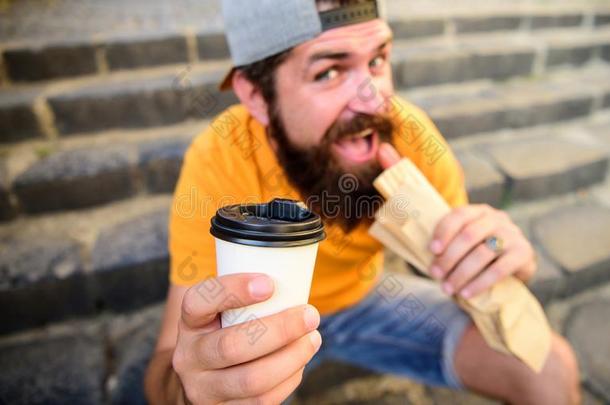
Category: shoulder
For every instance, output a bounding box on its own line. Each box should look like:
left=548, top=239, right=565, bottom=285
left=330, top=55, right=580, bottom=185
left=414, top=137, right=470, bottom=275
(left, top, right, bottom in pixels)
left=389, top=95, right=450, bottom=167
left=185, top=104, right=261, bottom=167
left=179, top=104, right=264, bottom=195
left=190, top=104, right=253, bottom=154
left=389, top=95, right=468, bottom=207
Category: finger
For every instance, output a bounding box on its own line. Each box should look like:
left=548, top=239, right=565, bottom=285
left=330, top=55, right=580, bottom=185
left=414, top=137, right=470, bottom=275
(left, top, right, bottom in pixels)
left=459, top=252, right=526, bottom=299
left=197, top=304, right=320, bottom=369
left=226, top=367, right=305, bottom=405
left=181, top=273, right=274, bottom=329
left=429, top=205, right=489, bottom=258
left=443, top=243, right=497, bottom=295
left=209, top=330, right=322, bottom=399
left=378, top=142, right=401, bottom=170
left=431, top=214, right=496, bottom=280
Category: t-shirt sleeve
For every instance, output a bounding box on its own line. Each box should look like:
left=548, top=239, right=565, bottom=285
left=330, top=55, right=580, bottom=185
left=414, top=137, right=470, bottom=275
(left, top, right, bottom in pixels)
left=169, top=141, right=213, bottom=285
left=390, top=96, right=469, bottom=208
left=168, top=138, right=233, bottom=286
left=168, top=105, right=274, bottom=286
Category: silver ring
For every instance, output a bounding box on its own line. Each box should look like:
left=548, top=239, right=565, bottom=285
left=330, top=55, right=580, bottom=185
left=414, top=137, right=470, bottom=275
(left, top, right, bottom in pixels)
left=485, top=236, right=504, bottom=254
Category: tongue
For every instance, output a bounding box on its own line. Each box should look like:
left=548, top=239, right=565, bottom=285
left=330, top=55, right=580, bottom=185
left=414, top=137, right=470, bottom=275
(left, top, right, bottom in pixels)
left=334, top=137, right=369, bottom=157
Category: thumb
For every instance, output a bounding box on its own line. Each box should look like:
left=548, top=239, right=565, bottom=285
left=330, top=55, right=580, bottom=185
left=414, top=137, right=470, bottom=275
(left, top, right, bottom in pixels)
left=377, top=142, right=401, bottom=170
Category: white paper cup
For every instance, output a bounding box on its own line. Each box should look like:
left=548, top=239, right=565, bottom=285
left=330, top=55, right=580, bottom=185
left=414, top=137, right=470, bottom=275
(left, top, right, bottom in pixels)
left=211, top=199, right=325, bottom=328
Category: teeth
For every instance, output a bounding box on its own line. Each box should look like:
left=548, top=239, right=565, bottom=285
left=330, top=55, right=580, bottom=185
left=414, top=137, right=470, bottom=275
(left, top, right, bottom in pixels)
left=351, top=129, right=373, bottom=139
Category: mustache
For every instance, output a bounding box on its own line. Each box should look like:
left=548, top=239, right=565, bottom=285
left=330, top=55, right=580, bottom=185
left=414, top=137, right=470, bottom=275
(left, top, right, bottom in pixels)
left=266, top=107, right=395, bottom=233
left=323, top=113, right=394, bottom=145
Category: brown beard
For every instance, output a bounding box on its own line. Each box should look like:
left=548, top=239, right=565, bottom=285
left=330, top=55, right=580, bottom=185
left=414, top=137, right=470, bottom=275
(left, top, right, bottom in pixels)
left=267, top=106, right=395, bottom=233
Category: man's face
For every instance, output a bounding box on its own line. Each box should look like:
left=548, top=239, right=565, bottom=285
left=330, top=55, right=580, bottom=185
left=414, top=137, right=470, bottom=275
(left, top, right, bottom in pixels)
left=275, top=19, right=394, bottom=166
left=266, top=19, right=395, bottom=232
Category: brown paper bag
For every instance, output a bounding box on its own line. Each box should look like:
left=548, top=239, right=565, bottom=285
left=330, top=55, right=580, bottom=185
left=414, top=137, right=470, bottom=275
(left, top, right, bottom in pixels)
left=368, top=158, right=551, bottom=372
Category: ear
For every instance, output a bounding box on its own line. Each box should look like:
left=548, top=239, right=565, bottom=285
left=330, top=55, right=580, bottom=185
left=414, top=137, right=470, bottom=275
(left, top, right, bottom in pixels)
left=231, top=70, right=270, bottom=126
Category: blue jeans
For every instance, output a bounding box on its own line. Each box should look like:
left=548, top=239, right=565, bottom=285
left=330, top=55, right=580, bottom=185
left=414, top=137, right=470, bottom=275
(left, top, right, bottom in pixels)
left=295, top=272, right=472, bottom=400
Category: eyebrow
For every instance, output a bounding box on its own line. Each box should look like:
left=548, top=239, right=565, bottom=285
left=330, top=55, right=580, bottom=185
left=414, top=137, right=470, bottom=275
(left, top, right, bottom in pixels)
left=307, top=37, right=393, bottom=66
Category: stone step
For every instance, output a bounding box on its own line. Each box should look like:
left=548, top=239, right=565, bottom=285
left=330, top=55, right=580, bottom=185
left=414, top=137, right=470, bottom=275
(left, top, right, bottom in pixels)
left=0, top=303, right=163, bottom=404
left=564, top=299, right=610, bottom=402
left=453, top=110, right=610, bottom=206
left=404, top=64, right=610, bottom=140
left=1, top=107, right=608, bottom=222
left=394, top=27, right=610, bottom=88
left=0, top=119, right=205, bottom=217
left=0, top=194, right=172, bottom=334
left=502, top=172, right=610, bottom=304
left=532, top=204, right=610, bottom=297
left=0, top=30, right=232, bottom=84
left=3, top=28, right=610, bottom=143
left=0, top=61, right=235, bottom=143
left=2, top=5, right=608, bottom=84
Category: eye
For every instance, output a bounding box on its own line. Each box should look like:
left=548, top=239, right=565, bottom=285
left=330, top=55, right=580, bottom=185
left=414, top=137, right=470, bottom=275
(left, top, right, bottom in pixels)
left=314, top=67, right=339, bottom=82
left=369, top=55, right=386, bottom=69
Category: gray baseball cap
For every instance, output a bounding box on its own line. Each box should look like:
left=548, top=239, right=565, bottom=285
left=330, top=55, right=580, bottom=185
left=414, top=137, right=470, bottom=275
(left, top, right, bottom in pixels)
left=219, top=0, right=387, bottom=90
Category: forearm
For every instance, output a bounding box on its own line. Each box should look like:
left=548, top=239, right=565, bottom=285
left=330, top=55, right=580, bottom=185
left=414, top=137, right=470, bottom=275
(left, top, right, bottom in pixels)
left=144, top=349, right=189, bottom=405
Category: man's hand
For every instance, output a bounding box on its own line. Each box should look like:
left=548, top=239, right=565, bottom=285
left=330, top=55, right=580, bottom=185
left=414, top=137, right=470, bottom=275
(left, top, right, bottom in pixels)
left=172, top=273, right=321, bottom=404
left=429, top=204, right=537, bottom=299
left=378, top=142, right=536, bottom=299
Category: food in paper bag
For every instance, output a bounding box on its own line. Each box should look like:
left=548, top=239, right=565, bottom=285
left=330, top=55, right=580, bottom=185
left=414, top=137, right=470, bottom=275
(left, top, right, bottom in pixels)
left=368, top=158, right=551, bottom=372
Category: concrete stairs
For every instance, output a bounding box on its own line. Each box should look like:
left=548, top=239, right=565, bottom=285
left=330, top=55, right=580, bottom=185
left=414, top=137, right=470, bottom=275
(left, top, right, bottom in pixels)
left=1, top=1, right=610, bottom=404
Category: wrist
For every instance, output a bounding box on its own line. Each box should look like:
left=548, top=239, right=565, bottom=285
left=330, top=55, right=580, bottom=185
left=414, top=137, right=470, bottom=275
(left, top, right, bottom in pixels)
left=515, top=252, right=537, bottom=284
left=145, top=349, right=189, bottom=405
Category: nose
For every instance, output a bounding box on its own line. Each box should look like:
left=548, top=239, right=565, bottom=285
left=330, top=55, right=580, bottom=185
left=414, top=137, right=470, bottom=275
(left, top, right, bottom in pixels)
left=346, top=74, right=388, bottom=116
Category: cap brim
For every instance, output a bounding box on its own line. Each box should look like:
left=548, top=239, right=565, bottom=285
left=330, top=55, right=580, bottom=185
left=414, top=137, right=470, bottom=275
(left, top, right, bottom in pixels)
left=219, top=67, right=236, bottom=91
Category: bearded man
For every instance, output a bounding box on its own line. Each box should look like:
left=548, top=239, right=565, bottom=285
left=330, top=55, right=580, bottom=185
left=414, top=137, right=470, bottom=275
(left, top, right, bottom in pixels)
left=144, top=1, right=581, bottom=404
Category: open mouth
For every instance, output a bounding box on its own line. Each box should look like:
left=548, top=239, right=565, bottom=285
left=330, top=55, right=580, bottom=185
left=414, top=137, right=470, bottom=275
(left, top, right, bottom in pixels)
left=331, top=128, right=379, bottom=164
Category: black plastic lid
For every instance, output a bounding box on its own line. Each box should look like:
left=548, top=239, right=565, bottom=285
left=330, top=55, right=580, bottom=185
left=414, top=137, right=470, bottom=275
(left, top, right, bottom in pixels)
left=210, top=198, right=326, bottom=247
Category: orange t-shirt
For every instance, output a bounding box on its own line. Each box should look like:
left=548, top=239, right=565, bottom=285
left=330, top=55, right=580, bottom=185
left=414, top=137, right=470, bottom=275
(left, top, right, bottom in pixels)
left=169, top=96, right=468, bottom=315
